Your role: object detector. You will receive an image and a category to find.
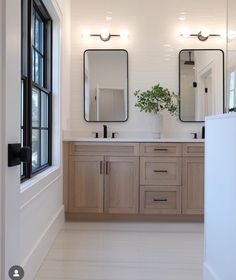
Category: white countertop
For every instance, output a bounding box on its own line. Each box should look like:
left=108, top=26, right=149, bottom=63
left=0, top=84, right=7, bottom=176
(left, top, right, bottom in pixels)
left=63, top=137, right=205, bottom=143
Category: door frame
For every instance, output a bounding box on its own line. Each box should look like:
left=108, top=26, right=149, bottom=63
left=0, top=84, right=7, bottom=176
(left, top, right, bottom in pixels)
left=0, top=0, right=4, bottom=277
left=1, top=0, right=21, bottom=278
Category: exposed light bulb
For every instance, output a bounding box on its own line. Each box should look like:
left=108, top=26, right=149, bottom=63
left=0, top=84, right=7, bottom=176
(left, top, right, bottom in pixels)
left=180, top=29, right=191, bottom=38
left=200, top=28, right=210, bottom=38
left=100, top=29, right=110, bottom=41
left=178, top=16, right=186, bottom=21
left=120, top=29, right=129, bottom=39
left=81, top=30, right=91, bottom=39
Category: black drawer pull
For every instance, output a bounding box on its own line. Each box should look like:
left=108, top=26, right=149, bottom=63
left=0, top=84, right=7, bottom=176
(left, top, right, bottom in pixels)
left=154, top=148, right=168, bottom=151
left=153, top=198, right=168, bottom=202
left=106, top=161, right=109, bottom=175
left=154, top=170, right=168, bottom=173
left=100, top=161, right=103, bottom=174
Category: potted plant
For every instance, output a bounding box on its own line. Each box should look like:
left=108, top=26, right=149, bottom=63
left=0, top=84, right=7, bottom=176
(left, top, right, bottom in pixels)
left=134, top=84, right=179, bottom=138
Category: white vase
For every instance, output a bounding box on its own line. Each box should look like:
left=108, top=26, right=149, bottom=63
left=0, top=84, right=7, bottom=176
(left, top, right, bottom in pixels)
left=153, top=113, right=162, bottom=139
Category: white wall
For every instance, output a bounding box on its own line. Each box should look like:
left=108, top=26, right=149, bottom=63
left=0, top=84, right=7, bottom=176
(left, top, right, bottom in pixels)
left=204, top=113, right=236, bottom=280
left=58, top=0, right=71, bottom=130
left=0, top=0, right=3, bottom=277
left=65, top=0, right=227, bottom=139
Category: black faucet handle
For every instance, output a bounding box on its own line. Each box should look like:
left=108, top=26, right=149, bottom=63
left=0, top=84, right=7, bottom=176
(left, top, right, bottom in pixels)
left=103, top=125, right=108, bottom=138
left=112, top=132, right=118, bottom=139
left=92, top=132, right=99, bottom=138
left=190, top=132, right=198, bottom=139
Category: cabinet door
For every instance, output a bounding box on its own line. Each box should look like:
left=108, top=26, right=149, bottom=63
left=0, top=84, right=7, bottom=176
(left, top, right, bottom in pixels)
left=104, top=156, right=139, bottom=214
left=183, top=157, right=204, bottom=214
left=68, top=156, right=104, bottom=213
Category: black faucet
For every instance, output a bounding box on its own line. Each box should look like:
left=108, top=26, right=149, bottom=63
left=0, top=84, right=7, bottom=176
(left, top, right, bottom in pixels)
left=202, top=126, right=205, bottom=139
left=103, top=125, right=107, bottom=138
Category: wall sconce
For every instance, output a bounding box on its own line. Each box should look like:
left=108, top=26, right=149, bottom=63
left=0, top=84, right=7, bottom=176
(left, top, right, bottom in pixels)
left=180, top=30, right=221, bottom=41
left=82, top=29, right=129, bottom=42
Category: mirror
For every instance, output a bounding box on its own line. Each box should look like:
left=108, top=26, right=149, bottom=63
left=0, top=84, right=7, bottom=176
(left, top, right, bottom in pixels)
left=84, top=49, right=128, bottom=122
left=179, top=49, right=224, bottom=122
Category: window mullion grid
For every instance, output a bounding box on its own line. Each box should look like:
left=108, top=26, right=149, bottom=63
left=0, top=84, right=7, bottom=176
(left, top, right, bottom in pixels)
left=21, top=0, right=52, bottom=180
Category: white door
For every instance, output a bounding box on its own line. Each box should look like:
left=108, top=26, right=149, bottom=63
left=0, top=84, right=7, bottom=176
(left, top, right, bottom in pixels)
left=1, top=0, right=21, bottom=278
left=0, top=0, right=3, bottom=277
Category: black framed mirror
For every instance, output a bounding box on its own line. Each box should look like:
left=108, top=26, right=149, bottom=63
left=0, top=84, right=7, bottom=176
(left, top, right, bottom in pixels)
left=84, top=49, right=128, bottom=122
left=179, top=49, right=224, bottom=122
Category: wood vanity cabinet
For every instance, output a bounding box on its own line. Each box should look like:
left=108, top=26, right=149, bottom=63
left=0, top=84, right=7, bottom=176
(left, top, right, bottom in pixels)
left=182, top=143, right=204, bottom=214
left=64, top=142, right=139, bottom=215
left=104, top=156, right=139, bottom=214
left=68, top=155, right=104, bottom=213
left=140, top=143, right=182, bottom=214
left=64, top=141, right=204, bottom=219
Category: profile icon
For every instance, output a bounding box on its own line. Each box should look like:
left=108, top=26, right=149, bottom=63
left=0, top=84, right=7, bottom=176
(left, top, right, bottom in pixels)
left=13, top=269, right=20, bottom=277
left=8, top=265, right=24, bottom=280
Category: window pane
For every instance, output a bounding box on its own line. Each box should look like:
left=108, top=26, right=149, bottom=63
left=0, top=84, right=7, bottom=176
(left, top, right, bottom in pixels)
left=34, top=52, right=44, bottom=86
left=40, top=55, right=44, bottom=86
left=35, top=16, right=44, bottom=54
left=41, top=130, right=48, bottom=165
left=35, top=17, right=39, bottom=49
left=35, top=51, right=39, bottom=84
left=32, top=88, right=40, bottom=127
left=32, top=10, right=35, bottom=47
left=32, top=129, right=40, bottom=171
left=41, top=92, right=48, bottom=127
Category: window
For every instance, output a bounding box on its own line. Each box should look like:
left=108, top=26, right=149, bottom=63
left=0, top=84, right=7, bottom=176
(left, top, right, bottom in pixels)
left=21, top=0, right=52, bottom=180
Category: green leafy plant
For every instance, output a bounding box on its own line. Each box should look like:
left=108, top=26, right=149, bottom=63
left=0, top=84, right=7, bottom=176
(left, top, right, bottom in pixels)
left=134, top=84, right=179, bottom=116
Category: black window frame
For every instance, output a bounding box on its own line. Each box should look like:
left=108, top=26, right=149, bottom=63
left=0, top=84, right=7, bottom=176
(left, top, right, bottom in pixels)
left=21, top=0, right=52, bottom=181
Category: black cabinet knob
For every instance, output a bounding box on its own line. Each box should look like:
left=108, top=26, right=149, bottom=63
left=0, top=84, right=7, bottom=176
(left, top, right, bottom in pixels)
left=8, top=144, right=31, bottom=167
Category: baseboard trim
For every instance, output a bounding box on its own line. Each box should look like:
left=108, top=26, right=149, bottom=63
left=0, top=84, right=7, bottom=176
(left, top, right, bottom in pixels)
left=204, top=262, right=220, bottom=280
left=22, top=205, right=65, bottom=280
left=66, top=212, right=204, bottom=222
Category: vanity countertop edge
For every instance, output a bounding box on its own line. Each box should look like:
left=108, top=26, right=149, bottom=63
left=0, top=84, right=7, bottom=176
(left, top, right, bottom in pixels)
left=63, top=137, right=205, bottom=143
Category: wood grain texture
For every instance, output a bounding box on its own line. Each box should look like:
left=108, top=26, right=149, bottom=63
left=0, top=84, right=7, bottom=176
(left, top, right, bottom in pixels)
left=183, top=143, right=204, bottom=157
left=68, top=155, right=104, bottom=213
left=104, top=156, right=139, bottom=214
left=182, top=157, right=204, bottom=214
left=140, top=157, right=182, bottom=186
left=140, top=186, right=181, bottom=214
left=35, top=222, right=204, bottom=280
left=140, top=143, right=182, bottom=157
left=69, top=142, right=140, bottom=156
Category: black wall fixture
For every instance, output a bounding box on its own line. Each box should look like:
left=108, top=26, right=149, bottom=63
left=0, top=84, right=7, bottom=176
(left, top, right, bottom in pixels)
left=8, top=144, right=31, bottom=167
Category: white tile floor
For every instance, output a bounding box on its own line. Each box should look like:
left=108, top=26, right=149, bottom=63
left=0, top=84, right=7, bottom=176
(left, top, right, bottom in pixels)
left=35, top=222, right=204, bottom=280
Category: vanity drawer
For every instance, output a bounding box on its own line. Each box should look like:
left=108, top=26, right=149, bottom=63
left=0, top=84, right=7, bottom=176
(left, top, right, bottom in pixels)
left=69, top=142, right=140, bottom=156
left=183, top=143, right=204, bottom=157
left=140, top=186, right=181, bottom=214
left=140, top=157, right=182, bottom=185
left=140, top=143, right=182, bottom=157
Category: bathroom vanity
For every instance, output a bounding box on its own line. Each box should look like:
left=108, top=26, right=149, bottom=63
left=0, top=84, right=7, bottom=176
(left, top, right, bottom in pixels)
left=63, top=139, right=204, bottom=221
